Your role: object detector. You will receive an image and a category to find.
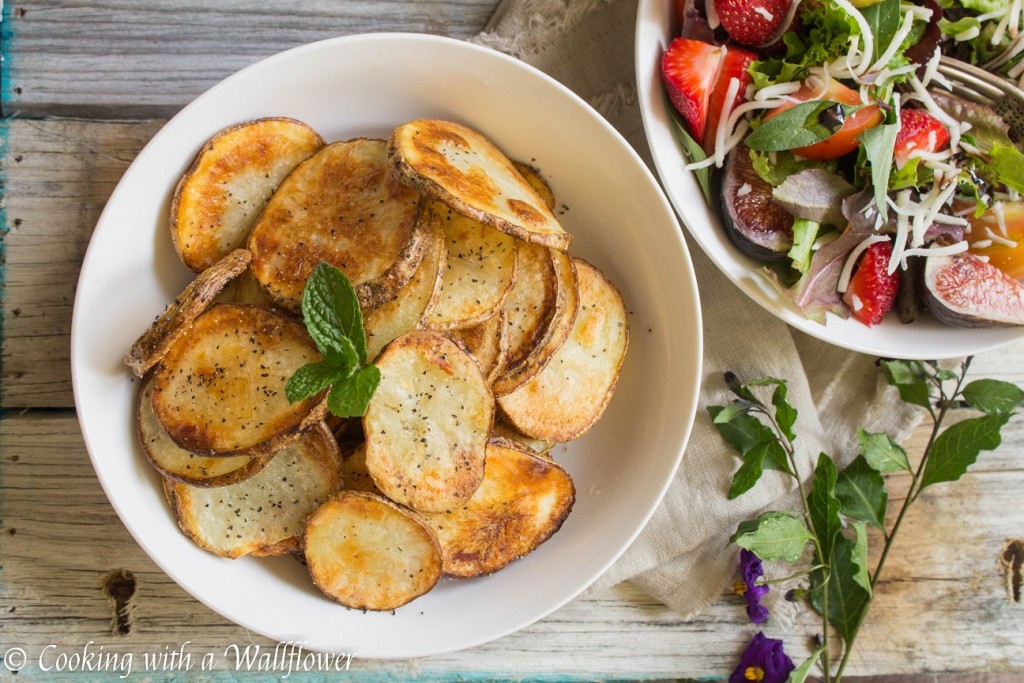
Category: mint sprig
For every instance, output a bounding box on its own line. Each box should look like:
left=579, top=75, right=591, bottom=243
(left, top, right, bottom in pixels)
left=285, top=262, right=380, bottom=418
left=712, top=359, right=1024, bottom=682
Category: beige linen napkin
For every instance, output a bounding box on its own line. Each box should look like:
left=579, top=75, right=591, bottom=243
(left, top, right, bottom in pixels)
left=473, top=0, right=921, bottom=618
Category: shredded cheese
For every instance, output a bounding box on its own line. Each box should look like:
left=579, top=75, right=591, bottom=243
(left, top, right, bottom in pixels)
left=832, top=0, right=874, bottom=76
left=869, top=11, right=916, bottom=73
left=902, top=242, right=969, bottom=260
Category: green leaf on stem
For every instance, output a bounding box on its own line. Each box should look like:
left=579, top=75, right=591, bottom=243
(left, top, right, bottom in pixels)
left=728, top=446, right=766, bottom=500
left=708, top=407, right=794, bottom=476
left=788, top=647, right=826, bottom=683
left=962, top=378, right=1024, bottom=416
left=881, top=359, right=932, bottom=409
left=730, top=511, right=813, bottom=563
left=850, top=521, right=873, bottom=596
left=749, top=377, right=798, bottom=442
left=919, top=414, right=1010, bottom=491
left=808, top=454, right=842, bottom=566
left=836, top=454, right=888, bottom=530
left=823, top=534, right=872, bottom=643
left=857, top=427, right=912, bottom=473
left=711, top=402, right=753, bottom=425
left=285, top=358, right=348, bottom=404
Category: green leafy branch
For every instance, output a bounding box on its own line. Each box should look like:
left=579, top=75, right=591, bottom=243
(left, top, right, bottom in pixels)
left=713, top=358, right=1024, bottom=683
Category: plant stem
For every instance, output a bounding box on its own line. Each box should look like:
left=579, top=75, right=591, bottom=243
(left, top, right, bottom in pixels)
left=832, top=358, right=971, bottom=681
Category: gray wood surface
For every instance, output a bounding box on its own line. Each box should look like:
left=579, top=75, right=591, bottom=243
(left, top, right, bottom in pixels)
left=2, top=1, right=1024, bottom=680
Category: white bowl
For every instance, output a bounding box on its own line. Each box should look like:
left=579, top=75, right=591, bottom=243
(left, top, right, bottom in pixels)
left=635, top=0, right=1024, bottom=359
left=71, top=33, right=703, bottom=658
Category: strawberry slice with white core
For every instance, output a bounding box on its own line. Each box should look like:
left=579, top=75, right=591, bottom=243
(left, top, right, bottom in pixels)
left=894, top=108, right=951, bottom=169
left=702, top=46, right=758, bottom=153
left=843, top=241, right=900, bottom=327
left=661, top=38, right=725, bottom=142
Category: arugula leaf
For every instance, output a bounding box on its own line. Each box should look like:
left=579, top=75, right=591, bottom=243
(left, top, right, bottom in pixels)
left=860, top=0, right=901, bottom=66
left=919, top=414, right=1010, bottom=491
left=730, top=511, right=813, bottom=563
left=809, top=454, right=842, bottom=565
left=858, top=120, right=899, bottom=220
left=988, top=144, right=1024, bottom=194
left=288, top=262, right=380, bottom=418
left=962, top=378, right=1024, bottom=417
left=665, top=95, right=712, bottom=203
left=745, top=101, right=858, bottom=152
left=857, top=427, right=912, bottom=473
left=836, top=455, right=888, bottom=530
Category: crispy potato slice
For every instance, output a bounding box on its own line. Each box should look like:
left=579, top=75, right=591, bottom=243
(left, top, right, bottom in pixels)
left=491, top=418, right=555, bottom=457
left=498, top=259, right=628, bottom=441
left=305, top=491, right=442, bottom=611
left=152, top=303, right=327, bottom=457
left=138, top=374, right=271, bottom=487
left=363, top=216, right=446, bottom=361
left=364, top=330, right=493, bottom=512
left=124, top=248, right=251, bottom=377
left=249, top=138, right=427, bottom=311
left=339, top=444, right=380, bottom=495
left=512, top=161, right=556, bottom=211
left=164, top=422, right=342, bottom=558
left=387, top=119, right=571, bottom=251
left=171, top=118, right=324, bottom=272
left=212, top=268, right=278, bottom=308
left=498, top=241, right=557, bottom=372
left=450, top=308, right=507, bottom=384
left=420, top=438, right=575, bottom=577
left=421, top=202, right=518, bottom=330
left=492, top=248, right=579, bottom=396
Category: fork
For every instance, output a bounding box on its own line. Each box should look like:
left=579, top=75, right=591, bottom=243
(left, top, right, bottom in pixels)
left=935, top=55, right=1024, bottom=142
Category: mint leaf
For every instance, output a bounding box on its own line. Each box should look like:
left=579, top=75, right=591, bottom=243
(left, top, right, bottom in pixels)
left=919, top=414, right=1010, bottom=491
left=745, top=101, right=856, bottom=152
left=809, top=454, right=842, bottom=566
left=730, top=511, right=813, bottom=563
left=824, top=534, right=872, bottom=643
left=858, top=428, right=912, bottom=473
left=962, top=378, right=1024, bottom=416
left=327, top=365, right=382, bottom=418
left=836, top=455, right=888, bottom=530
left=302, top=262, right=368, bottom=364
left=850, top=521, right=873, bottom=596
left=285, top=359, right=350, bottom=404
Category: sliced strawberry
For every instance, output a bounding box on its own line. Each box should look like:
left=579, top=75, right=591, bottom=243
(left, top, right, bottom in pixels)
left=702, top=46, right=757, bottom=153
left=661, top=38, right=724, bottom=142
left=893, top=108, right=951, bottom=168
left=843, top=241, right=900, bottom=326
left=714, top=0, right=791, bottom=47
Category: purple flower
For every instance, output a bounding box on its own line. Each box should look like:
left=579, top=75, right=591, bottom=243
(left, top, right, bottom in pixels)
left=729, top=632, right=795, bottom=683
left=734, top=549, right=769, bottom=624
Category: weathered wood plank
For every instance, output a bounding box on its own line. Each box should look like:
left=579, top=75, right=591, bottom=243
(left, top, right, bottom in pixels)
left=1, top=0, right=501, bottom=119
left=2, top=412, right=1022, bottom=678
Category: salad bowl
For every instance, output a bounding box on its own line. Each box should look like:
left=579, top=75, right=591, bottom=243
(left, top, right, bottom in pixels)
left=636, top=0, right=1024, bottom=359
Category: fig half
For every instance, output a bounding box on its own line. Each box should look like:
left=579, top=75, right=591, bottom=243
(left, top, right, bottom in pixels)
left=923, top=251, right=1024, bottom=327
left=721, top=145, right=794, bottom=261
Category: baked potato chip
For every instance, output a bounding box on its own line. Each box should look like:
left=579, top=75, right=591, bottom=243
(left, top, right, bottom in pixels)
left=124, top=248, right=251, bottom=377
left=363, top=217, right=446, bottom=361
left=420, top=438, right=574, bottom=577
left=304, top=491, right=442, bottom=611
left=212, top=268, right=278, bottom=308
left=339, top=444, right=380, bottom=495
left=138, top=374, right=271, bottom=487
left=248, top=138, right=427, bottom=311
left=387, top=119, right=571, bottom=251
left=491, top=418, right=555, bottom=457
left=364, top=330, right=493, bottom=512
left=498, top=259, right=628, bottom=441
left=171, top=118, right=324, bottom=272
left=164, top=421, right=342, bottom=558
left=422, top=202, right=517, bottom=330
left=492, top=248, right=579, bottom=396
left=498, top=241, right=557, bottom=372
left=152, top=303, right=327, bottom=457
left=512, top=161, right=556, bottom=211
left=450, top=308, right=507, bottom=384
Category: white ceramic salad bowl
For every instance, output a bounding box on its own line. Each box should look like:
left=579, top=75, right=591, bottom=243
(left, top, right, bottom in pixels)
left=636, top=0, right=1024, bottom=359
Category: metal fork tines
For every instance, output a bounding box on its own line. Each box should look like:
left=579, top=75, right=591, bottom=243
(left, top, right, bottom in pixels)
left=936, top=56, right=1024, bottom=142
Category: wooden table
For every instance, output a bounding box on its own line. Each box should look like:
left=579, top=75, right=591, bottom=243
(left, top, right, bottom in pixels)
left=2, top=2, right=1023, bottom=680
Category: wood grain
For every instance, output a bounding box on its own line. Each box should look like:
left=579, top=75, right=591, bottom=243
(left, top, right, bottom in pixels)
left=1, top=0, right=502, bottom=118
